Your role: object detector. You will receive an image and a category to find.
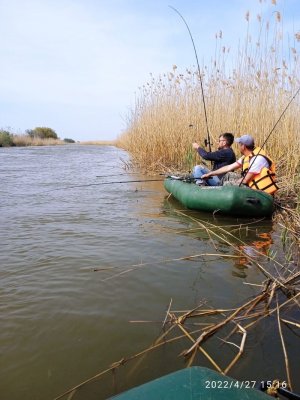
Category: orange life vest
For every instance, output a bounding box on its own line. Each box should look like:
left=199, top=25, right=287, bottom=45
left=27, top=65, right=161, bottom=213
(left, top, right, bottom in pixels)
left=241, top=147, right=278, bottom=195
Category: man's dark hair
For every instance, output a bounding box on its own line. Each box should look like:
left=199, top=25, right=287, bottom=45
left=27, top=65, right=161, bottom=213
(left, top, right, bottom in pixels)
left=220, top=132, right=234, bottom=146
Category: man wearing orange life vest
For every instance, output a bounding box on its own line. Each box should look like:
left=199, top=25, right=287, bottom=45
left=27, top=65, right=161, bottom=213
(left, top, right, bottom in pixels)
left=201, top=134, right=278, bottom=195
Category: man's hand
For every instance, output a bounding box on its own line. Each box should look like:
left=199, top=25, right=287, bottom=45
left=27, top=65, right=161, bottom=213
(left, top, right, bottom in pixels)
left=192, top=142, right=200, bottom=150
left=201, top=173, right=211, bottom=180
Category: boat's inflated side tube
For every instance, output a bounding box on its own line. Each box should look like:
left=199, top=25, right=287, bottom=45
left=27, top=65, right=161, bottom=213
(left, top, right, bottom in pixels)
left=164, top=178, right=274, bottom=218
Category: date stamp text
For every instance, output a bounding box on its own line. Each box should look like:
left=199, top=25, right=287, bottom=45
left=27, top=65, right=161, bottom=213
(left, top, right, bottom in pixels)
left=204, top=380, right=288, bottom=390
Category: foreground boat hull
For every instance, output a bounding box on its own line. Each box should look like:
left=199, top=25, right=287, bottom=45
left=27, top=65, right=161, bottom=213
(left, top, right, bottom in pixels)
left=110, top=366, right=270, bottom=399
left=164, top=178, right=274, bottom=217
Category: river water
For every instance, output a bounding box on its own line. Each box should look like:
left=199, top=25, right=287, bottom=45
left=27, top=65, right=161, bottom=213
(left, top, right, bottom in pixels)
left=1, top=145, right=299, bottom=399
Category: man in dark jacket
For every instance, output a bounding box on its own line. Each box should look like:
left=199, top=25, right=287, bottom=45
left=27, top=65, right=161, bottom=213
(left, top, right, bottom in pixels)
left=192, top=132, right=236, bottom=185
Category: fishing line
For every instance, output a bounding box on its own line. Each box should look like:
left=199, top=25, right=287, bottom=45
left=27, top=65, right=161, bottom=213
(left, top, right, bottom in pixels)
left=96, top=172, right=141, bottom=178
left=255, top=86, right=300, bottom=153
left=169, top=5, right=212, bottom=152
left=21, top=179, right=166, bottom=196
left=239, top=86, right=300, bottom=187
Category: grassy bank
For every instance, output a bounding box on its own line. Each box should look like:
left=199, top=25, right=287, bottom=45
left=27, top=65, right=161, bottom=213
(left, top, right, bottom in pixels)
left=0, top=132, right=115, bottom=147
left=117, top=4, right=300, bottom=206
left=11, top=135, right=65, bottom=146
left=0, top=130, right=68, bottom=147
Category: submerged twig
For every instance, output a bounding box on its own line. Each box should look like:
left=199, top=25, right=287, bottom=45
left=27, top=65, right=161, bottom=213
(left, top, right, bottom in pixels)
left=224, top=324, right=247, bottom=375
left=183, top=293, right=267, bottom=357
left=281, top=319, right=300, bottom=329
left=175, top=317, right=223, bottom=373
left=162, top=298, right=173, bottom=329
left=277, top=299, right=293, bottom=391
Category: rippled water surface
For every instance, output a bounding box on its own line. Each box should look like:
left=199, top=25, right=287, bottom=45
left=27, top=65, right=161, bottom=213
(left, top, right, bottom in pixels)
left=1, top=145, right=299, bottom=399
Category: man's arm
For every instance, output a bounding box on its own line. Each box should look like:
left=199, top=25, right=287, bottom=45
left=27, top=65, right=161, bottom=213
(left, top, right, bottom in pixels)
left=201, top=161, right=240, bottom=179
left=192, top=143, right=227, bottom=161
left=237, top=172, right=255, bottom=186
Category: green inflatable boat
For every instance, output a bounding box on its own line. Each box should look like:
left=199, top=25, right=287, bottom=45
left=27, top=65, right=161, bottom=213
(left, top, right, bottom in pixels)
left=164, top=178, right=274, bottom=217
left=110, top=367, right=271, bottom=399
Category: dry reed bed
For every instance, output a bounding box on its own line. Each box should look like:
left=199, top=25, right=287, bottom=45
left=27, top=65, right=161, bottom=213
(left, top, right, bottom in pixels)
left=55, top=212, right=299, bottom=399
left=117, top=5, right=299, bottom=181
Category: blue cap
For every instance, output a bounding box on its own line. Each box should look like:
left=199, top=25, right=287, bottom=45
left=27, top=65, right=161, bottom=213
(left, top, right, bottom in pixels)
left=235, top=134, right=254, bottom=147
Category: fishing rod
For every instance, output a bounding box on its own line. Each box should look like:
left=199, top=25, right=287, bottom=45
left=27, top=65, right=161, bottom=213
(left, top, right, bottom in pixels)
left=169, top=5, right=212, bottom=152
left=16, top=178, right=173, bottom=199
left=255, top=86, right=300, bottom=154
left=239, top=86, right=300, bottom=187
left=92, top=179, right=164, bottom=185
left=96, top=173, right=168, bottom=178
left=34, top=175, right=194, bottom=196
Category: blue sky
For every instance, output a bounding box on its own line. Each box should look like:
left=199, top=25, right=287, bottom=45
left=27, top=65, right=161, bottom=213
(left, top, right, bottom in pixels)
left=0, top=0, right=299, bottom=141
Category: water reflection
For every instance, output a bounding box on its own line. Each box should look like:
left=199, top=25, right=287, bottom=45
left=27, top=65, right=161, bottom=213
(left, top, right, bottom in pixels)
left=161, top=196, right=274, bottom=280
left=233, top=232, right=273, bottom=278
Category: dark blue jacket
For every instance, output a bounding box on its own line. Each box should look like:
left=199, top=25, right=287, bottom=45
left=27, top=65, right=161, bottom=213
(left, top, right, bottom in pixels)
left=197, top=147, right=236, bottom=175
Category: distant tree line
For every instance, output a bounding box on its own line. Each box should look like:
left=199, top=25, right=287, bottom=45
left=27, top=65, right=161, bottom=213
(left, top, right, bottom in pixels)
left=0, top=127, right=75, bottom=147
left=0, top=130, right=13, bottom=146
left=26, top=127, right=58, bottom=139
left=63, top=138, right=76, bottom=143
